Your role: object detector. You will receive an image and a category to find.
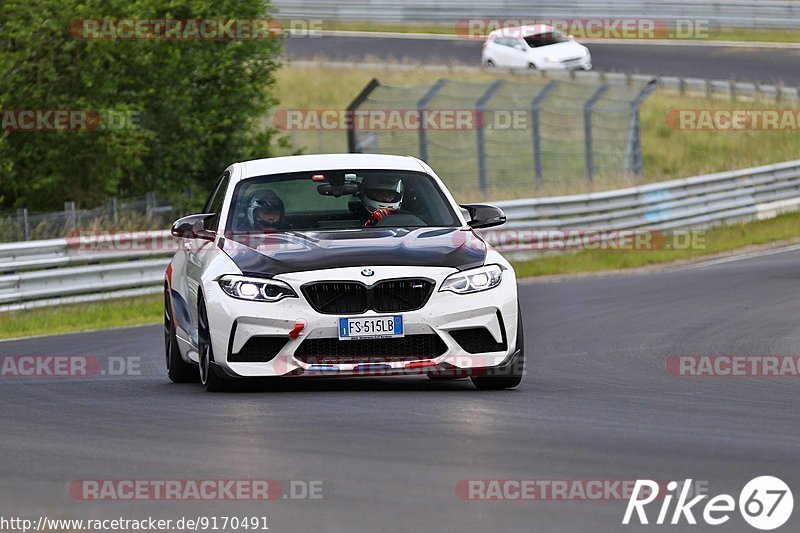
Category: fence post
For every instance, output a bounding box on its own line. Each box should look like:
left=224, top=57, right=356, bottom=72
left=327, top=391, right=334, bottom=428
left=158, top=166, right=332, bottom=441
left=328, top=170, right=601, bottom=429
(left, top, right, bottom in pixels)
left=530, top=80, right=560, bottom=188
left=145, top=191, right=156, bottom=222
left=624, top=79, right=659, bottom=179
left=584, top=84, right=610, bottom=183
left=475, top=80, right=505, bottom=197
left=17, top=208, right=30, bottom=241
left=346, top=78, right=381, bottom=153
left=110, top=197, right=118, bottom=224
left=416, top=79, right=448, bottom=163
left=64, top=201, right=76, bottom=232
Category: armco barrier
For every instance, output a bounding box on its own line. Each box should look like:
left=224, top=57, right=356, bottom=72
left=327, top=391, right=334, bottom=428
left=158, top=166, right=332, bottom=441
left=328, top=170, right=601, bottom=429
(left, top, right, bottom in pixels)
left=2, top=159, right=800, bottom=311
left=273, top=0, right=800, bottom=30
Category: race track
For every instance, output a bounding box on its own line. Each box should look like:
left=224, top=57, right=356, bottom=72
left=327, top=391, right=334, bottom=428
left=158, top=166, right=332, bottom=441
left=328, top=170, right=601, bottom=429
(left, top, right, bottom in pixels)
left=285, top=35, right=800, bottom=85
left=2, top=247, right=799, bottom=532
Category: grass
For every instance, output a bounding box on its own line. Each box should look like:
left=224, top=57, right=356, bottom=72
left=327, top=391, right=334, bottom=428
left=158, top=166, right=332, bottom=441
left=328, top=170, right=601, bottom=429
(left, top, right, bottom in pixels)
left=512, top=211, right=800, bottom=277
left=0, top=293, right=162, bottom=340
left=319, top=21, right=800, bottom=44
left=274, top=64, right=800, bottom=200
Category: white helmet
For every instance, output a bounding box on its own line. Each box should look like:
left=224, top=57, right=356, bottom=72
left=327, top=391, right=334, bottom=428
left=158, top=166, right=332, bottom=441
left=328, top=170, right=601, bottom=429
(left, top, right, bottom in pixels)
left=360, top=176, right=404, bottom=213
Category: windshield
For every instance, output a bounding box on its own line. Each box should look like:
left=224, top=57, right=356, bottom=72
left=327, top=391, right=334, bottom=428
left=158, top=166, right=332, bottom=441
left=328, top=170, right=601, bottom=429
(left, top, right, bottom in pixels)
left=225, top=169, right=459, bottom=235
left=525, top=31, right=569, bottom=48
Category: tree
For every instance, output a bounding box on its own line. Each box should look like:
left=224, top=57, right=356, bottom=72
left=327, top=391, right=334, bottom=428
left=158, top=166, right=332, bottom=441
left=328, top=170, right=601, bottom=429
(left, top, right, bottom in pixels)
left=0, top=0, right=284, bottom=211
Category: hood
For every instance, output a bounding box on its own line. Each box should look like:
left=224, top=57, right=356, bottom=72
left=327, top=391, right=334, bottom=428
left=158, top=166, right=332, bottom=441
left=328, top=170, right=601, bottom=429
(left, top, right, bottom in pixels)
left=220, top=227, right=487, bottom=277
left=531, top=40, right=587, bottom=60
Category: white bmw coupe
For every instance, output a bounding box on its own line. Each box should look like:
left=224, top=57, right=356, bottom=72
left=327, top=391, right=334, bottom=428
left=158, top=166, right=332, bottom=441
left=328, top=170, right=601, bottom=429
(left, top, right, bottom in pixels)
left=164, top=154, right=523, bottom=391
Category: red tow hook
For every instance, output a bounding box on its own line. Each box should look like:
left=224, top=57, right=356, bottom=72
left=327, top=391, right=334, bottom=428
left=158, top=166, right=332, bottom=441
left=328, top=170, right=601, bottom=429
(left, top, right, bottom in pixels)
left=287, top=320, right=306, bottom=340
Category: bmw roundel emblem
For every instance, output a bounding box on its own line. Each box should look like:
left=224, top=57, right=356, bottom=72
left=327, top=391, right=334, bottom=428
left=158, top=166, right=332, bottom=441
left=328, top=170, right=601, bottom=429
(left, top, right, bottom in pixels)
left=361, top=268, right=374, bottom=277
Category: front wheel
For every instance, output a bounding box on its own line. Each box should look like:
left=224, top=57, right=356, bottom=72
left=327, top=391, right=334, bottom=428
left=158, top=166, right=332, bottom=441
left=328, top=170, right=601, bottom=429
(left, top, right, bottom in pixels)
left=198, top=297, right=228, bottom=392
left=471, top=306, right=525, bottom=390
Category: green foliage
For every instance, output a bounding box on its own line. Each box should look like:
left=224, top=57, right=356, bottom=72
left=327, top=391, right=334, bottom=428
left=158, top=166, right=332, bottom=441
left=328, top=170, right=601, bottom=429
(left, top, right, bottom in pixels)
left=0, top=0, right=283, bottom=211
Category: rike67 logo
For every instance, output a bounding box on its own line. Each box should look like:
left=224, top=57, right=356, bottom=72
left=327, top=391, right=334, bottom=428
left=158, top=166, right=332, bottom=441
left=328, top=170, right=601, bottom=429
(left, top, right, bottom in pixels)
left=623, top=477, right=793, bottom=530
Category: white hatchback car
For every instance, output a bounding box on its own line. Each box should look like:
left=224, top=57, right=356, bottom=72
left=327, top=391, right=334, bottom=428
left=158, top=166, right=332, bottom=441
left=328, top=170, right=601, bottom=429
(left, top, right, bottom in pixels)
left=482, top=25, right=592, bottom=71
left=164, top=154, right=524, bottom=391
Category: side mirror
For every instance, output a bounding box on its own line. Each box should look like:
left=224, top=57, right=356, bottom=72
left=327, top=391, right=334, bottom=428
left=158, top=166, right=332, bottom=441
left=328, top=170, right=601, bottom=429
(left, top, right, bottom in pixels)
left=171, top=213, right=217, bottom=241
left=461, top=204, right=506, bottom=229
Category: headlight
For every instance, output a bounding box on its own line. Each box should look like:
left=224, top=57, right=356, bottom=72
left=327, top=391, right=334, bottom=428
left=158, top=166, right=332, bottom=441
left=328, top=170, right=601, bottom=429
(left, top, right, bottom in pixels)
left=545, top=55, right=560, bottom=62
left=580, top=48, right=589, bottom=58
left=439, top=264, right=504, bottom=294
left=217, top=275, right=297, bottom=302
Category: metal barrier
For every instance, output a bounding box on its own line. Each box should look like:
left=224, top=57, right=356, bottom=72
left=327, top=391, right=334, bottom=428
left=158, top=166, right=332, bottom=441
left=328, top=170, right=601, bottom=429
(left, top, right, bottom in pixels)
left=2, top=159, right=800, bottom=311
left=485, top=159, right=800, bottom=257
left=273, top=0, right=800, bottom=29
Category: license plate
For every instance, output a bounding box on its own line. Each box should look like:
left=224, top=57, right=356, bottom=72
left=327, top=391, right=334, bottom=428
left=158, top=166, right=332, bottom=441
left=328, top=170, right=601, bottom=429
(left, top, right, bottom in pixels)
left=338, top=315, right=403, bottom=340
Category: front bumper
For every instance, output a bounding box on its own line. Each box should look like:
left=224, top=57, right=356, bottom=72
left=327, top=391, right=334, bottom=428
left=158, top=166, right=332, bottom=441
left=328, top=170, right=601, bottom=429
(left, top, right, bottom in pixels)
left=539, top=57, right=592, bottom=71
left=203, top=266, right=519, bottom=378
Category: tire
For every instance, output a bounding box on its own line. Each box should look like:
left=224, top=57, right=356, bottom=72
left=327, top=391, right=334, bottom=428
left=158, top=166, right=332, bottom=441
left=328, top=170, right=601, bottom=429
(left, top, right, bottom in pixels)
left=471, top=306, right=525, bottom=390
left=197, top=296, right=228, bottom=392
left=484, top=59, right=495, bottom=68
left=165, top=287, right=199, bottom=383
left=528, top=63, right=537, bottom=70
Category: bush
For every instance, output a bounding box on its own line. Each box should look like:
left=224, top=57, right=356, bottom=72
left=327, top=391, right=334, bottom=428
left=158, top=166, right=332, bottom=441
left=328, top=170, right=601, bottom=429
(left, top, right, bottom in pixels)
left=0, top=0, right=284, bottom=211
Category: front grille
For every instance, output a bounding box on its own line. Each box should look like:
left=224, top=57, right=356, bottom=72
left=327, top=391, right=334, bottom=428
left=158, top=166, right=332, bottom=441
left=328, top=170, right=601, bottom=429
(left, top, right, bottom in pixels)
left=294, top=334, right=447, bottom=365
left=450, top=328, right=507, bottom=354
left=229, top=336, right=288, bottom=363
left=372, top=279, right=433, bottom=312
left=302, top=279, right=434, bottom=315
left=302, top=282, right=368, bottom=314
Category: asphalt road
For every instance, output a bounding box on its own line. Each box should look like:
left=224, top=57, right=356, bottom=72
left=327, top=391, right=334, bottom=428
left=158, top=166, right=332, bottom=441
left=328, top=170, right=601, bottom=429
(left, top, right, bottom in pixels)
left=2, top=248, right=800, bottom=532
left=285, top=35, right=800, bottom=85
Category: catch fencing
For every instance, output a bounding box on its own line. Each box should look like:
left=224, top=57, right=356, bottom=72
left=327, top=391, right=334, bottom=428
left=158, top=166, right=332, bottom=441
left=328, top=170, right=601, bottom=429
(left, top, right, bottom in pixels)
left=2, top=159, right=800, bottom=311
left=1, top=192, right=178, bottom=243
left=273, top=0, right=800, bottom=29
left=343, top=77, right=657, bottom=200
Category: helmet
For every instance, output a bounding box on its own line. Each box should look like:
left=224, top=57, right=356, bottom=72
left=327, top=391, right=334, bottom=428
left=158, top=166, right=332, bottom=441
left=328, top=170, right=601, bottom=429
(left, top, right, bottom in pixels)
left=246, top=189, right=285, bottom=230
left=360, top=176, right=403, bottom=213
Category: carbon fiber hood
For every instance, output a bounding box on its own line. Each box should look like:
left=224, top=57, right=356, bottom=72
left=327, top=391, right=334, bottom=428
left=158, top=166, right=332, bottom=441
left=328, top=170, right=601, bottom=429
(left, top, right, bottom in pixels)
left=220, top=227, right=486, bottom=276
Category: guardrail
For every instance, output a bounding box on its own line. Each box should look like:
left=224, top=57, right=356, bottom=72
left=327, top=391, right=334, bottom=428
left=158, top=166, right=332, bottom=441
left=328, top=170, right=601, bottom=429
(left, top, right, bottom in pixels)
left=486, top=160, right=800, bottom=257
left=2, top=159, right=800, bottom=311
left=273, top=0, right=800, bottom=29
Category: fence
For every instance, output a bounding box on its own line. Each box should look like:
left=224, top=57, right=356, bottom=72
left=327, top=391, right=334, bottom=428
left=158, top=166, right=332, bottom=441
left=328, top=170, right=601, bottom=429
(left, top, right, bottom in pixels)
left=273, top=0, right=800, bottom=29
left=2, top=159, right=800, bottom=311
left=341, top=77, right=657, bottom=200
left=0, top=192, right=179, bottom=243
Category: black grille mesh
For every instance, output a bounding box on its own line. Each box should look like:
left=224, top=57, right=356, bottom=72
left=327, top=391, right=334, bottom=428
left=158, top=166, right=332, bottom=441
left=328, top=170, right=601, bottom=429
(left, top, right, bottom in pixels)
left=294, top=334, right=447, bottom=365
left=302, top=279, right=434, bottom=314
left=229, top=336, right=288, bottom=363
left=449, top=328, right=507, bottom=354
left=302, top=282, right=368, bottom=314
